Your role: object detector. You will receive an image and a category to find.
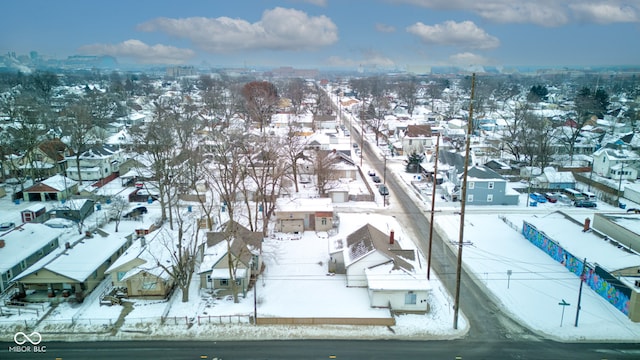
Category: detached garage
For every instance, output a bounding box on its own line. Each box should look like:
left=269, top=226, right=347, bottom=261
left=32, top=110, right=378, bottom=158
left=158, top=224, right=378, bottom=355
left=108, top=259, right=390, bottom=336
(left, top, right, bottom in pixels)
left=278, top=218, right=304, bottom=233
left=23, top=174, right=78, bottom=202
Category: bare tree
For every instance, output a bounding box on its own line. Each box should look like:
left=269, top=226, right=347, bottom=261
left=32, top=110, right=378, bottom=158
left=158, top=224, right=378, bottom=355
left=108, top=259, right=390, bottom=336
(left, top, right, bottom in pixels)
left=129, top=100, right=179, bottom=226
left=241, top=81, right=279, bottom=132
left=109, top=195, right=130, bottom=233
left=205, top=129, right=249, bottom=303
left=395, top=78, right=418, bottom=116
left=155, top=215, right=202, bottom=302
left=245, top=134, right=288, bottom=235
left=2, top=93, right=49, bottom=184
left=315, top=150, right=341, bottom=196
left=282, top=123, right=309, bottom=193
left=62, top=99, right=100, bottom=185
left=284, top=78, right=309, bottom=116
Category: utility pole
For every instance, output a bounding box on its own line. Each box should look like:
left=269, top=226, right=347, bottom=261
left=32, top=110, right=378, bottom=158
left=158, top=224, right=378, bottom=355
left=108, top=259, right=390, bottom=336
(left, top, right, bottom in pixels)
left=574, top=257, right=587, bottom=327
left=453, top=73, right=475, bottom=330
left=253, top=280, right=258, bottom=325
left=427, top=133, right=440, bottom=280
left=617, top=162, right=625, bottom=206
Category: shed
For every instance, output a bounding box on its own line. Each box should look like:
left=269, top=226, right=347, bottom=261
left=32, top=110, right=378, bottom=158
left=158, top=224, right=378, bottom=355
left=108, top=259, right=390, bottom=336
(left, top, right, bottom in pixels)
left=21, top=204, right=47, bottom=223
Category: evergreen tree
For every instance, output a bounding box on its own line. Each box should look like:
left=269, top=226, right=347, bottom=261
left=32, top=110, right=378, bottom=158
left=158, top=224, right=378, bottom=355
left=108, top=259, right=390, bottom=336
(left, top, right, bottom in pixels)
left=405, top=151, right=424, bottom=173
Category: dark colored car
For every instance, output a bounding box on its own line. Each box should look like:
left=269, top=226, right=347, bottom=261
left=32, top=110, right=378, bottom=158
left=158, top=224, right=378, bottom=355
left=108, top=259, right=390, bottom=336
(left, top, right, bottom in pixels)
left=544, top=193, right=558, bottom=203
left=574, top=200, right=597, bottom=208
left=0, top=222, right=15, bottom=231
left=372, top=176, right=381, bottom=183
left=123, top=206, right=148, bottom=218
left=378, top=185, right=389, bottom=196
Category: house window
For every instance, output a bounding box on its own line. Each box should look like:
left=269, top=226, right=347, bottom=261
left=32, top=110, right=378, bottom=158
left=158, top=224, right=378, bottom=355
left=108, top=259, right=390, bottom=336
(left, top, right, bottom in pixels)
left=487, top=194, right=494, bottom=202
left=207, top=275, right=212, bottom=282
left=409, top=139, right=413, bottom=145
left=20, top=260, right=27, bottom=270
left=405, top=291, right=417, bottom=305
left=142, top=281, right=157, bottom=290
left=468, top=182, right=475, bottom=189
left=468, top=194, right=474, bottom=202
left=235, top=279, right=242, bottom=286
left=6, top=270, right=12, bottom=280
left=488, top=181, right=494, bottom=189
left=117, top=271, right=127, bottom=281
left=321, top=218, right=327, bottom=225
left=220, top=279, right=229, bottom=286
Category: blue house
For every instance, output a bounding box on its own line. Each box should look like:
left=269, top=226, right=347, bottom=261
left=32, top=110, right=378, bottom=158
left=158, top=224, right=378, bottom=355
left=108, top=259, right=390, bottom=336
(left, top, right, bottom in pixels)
left=461, top=166, right=520, bottom=206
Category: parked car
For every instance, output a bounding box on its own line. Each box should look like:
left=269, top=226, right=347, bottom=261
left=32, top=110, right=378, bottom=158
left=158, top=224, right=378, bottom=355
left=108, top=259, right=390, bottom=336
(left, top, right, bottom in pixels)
left=353, top=143, right=358, bottom=148
left=556, top=193, right=572, bottom=204
left=544, top=193, right=558, bottom=203
left=368, top=170, right=376, bottom=176
left=123, top=206, right=148, bottom=219
left=0, top=222, right=15, bottom=231
left=378, top=184, right=389, bottom=196
left=372, top=176, right=381, bottom=183
left=574, top=200, right=597, bottom=208
left=529, top=192, right=547, bottom=203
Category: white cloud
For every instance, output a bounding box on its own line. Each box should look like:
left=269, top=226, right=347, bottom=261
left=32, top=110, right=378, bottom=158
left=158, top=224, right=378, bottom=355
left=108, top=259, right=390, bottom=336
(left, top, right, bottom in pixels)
left=448, top=51, right=490, bottom=66
left=138, top=7, right=338, bottom=53
left=392, top=0, right=640, bottom=26
left=570, top=3, right=639, bottom=24
left=78, top=39, right=196, bottom=64
left=406, top=20, right=500, bottom=50
left=295, top=0, right=328, bottom=6
left=375, top=23, right=396, bottom=33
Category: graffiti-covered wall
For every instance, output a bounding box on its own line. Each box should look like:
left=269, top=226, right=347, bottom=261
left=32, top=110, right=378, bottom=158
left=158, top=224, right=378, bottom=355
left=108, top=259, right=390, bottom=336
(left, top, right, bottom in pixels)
left=522, top=221, right=631, bottom=317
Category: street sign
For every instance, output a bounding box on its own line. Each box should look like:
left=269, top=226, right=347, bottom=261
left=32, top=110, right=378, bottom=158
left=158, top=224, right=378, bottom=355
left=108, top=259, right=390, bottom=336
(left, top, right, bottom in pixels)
left=558, top=299, right=570, bottom=327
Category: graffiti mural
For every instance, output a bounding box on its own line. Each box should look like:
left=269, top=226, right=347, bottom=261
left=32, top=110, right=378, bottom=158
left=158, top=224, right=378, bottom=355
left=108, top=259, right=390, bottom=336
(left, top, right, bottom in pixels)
left=522, top=221, right=630, bottom=316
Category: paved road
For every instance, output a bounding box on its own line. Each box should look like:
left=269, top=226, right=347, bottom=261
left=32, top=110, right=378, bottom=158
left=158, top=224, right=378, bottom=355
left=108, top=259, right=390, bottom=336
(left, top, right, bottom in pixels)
left=3, top=339, right=640, bottom=359
left=350, top=126, right=537, bottom=342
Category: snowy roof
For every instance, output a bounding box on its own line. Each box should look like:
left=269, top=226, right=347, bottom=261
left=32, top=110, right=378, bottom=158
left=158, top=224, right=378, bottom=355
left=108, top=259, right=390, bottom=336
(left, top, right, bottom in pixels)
left=276, top=197, right=333, bottom=213
left=365, top=262, right=431, bottom=291
left=18, top=161, right=54, bottom=170
left=344, top=224, right=416, bottom=272
left=593, top=147, right=640, bottom=160
left=524, top=212, right=640, bottom=272
left=0, top=223, right=64, bottom=274
left=106, top=230, right=178, bottom=281
left=465, top=166, right=505, bottom=181
left=539, top=168, right=575, bottom=184
left=14, top=228, right=130, bottom=282
left=41, top=174, right=77, bottom=191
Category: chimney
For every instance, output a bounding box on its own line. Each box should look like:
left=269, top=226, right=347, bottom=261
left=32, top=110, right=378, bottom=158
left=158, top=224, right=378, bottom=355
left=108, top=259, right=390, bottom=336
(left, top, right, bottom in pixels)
left=390, top=230, right=395, bottom=245
left=0, top=239, right=5, bottom=248
left=65, top=242, right=71, bottom=249
left=583, top=218, right=591, bottom=232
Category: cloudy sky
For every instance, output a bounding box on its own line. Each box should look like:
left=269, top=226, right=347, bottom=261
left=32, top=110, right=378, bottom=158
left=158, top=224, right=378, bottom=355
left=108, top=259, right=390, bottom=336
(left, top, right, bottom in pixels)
left=2, top=0, right=639, bottom=69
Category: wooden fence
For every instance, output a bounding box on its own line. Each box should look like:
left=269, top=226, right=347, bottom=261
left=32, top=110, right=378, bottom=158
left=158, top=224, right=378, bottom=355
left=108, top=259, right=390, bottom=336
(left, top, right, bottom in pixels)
left=256, top=317, right=395, bottom=326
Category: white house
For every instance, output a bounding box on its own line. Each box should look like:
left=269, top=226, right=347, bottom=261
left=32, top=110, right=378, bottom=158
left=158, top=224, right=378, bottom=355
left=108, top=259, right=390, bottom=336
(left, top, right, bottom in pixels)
left=65, top=144, right=123, bottom=182
left=328, top=223, right=430, bottom=312
left=401, top=124, right=433, bottom=155
left=592, top=147, right=640, bottom=180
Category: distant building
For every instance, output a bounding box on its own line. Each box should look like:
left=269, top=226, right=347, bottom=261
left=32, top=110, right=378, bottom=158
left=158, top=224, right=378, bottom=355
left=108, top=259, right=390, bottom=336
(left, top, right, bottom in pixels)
left=165, top=66, right=197, bottom=78
left=267, top=66, right=319, bottom=79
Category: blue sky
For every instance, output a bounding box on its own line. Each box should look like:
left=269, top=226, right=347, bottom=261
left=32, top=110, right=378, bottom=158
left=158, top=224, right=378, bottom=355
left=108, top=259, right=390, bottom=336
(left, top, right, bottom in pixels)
left=2, top=0, right=639, bottom=69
